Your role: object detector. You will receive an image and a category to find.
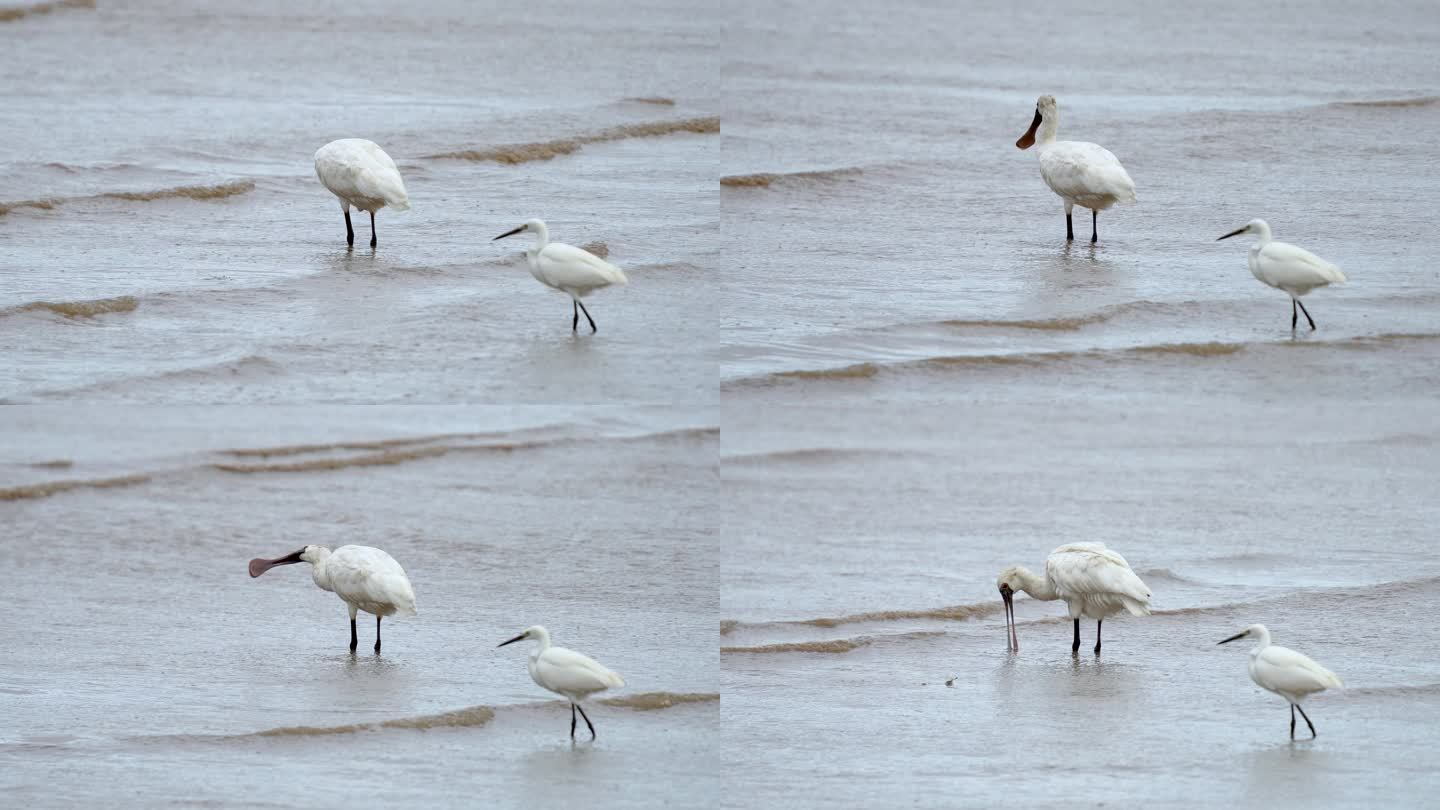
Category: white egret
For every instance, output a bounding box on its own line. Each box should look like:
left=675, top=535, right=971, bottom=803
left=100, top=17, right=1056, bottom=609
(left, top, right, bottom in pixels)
left=497, top=625, right=625, bottom=739
left=995, top=542, right=1151, bottom=653
left=313, top=139, right=411, bottom=248
left=249, top=544, right=417, bottom=653
left=1218, top=219, right=1346, bottom=331
left=492, top=218, right=628, bottom=333
left=1015, top=95, right=1137, bottom=243
left=1219, top=624, right=1342, bottom=739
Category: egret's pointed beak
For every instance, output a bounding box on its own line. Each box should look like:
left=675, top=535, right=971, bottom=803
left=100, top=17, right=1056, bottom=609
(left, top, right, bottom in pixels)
left=493, top=226, right=525, bottom=241
left=1217, top=228, right=1247, bottom=241
left=497, top=633, right=527, bottom=648
left=248, top=548, right=306, bottom=578
left=1218, top=632, right=1248, bottom=645
left=1000, top=584, right=1019, bottom=651
left=1015, top=108, right=1042, bottom=150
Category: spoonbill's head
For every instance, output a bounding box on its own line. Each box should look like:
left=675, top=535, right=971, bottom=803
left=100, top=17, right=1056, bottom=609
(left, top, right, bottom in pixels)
left=247, top=544, right=325, bottom=577
left=497, top=625, right=549, bottom=648
left=1016, top=95, right=1056, bottom=150
left=492, top=218, right=547, bottom=241
left=1217, top=219, right=1269, bottom=241
left=996, top=566, right=1027, bottom=650
left=1218, top=623, right=1268, bottom=644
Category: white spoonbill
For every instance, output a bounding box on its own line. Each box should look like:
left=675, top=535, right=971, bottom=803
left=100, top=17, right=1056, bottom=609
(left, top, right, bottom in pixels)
left=1218, top=219, right=1346, bottom=331
left=1219, top=624, right=1342, bottom=739
left=314, top=138, right=411, bottom=248
left=497, top=625, right=625, bottom=739
left=492, top=218, right=628, bottom=333
left=1015, top=95, right=1137, bottom=243
left=249, top=544, right=417, bottom=653
left=995, top=542, right=1151, bottom=653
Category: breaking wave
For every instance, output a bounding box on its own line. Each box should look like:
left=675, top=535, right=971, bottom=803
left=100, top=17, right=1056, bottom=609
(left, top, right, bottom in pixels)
left=624, top=97, right=675, bottom=106
left=720, top=167, right=863, bottom=188
left=424, top=116, right=719, bottom=164
left=0, top=474, right=151, bottom=502
left=0, top=198, right=61, bottom=216
left=0, top=0, right=93, bottom=24
left=100, top=180, right=255, bottom=202
left=0, top=295, right=138, bottom=320
left=722, top=602, right=1000, bottom=636
left=721, top=631, right=944, bottom=655
left=1330, top=96, right=1440, bottom=109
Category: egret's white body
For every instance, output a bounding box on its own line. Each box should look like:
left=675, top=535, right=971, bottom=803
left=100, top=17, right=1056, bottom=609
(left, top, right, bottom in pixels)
left=1218, top=219, right=1346, bottom=331
left=1015, top=95, right=1136, bottom=242
left=313, top=138, right=410, bottom=247
left=996, top=542, right=1152, bottom=652
left=1219, top=624, right=1342, bottom=739
left=498, top=625, right=624, bottom=739
left=493, top=218, right=628, bottom=333
left=249, top=544, right=417, bottom=652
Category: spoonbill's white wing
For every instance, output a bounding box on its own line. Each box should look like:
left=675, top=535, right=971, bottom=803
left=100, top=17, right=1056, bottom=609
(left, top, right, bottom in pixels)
left=1255, top=241, right=1346, bottom=292
left=326, top=545, right=417, bottom=617
left=1039, top=141, right=1137, bottom=207
left=1047, top=543, right=1151, bottom=614
left=534, top=646, right=625, bottom=696
left=535, top=243, right=628, bottom=295
left=314, top=139, right=410, bottom=212
left=1253, top=645, right=1343, bottom=697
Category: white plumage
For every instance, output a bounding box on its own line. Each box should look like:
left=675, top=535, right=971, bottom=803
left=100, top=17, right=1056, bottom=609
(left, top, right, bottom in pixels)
left=995, top=542, right=1152, bottom=652
left=493, top=218, right=628, bottom=333
left=498, top=625, right=624, bottom=739
left=1218, top=218, right=1347, bottom=330
left=314, top=138, right=410, bottom=247
left=1220, top=624, right=1342, bottom=739
left=1016, top=95, right=1137, bottom=242
left=249, top=544, right=417, bottom=653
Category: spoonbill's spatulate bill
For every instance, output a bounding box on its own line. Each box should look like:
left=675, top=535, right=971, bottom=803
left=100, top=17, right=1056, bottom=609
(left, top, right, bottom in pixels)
left=493, top=218, right=628, bottom=333
left=497, top=625, right=625, bottom=740
left=1219, top=624, right=1342, bottom=739
left=249, top=544, right=417, bottom=653
left=1218, top=219, right=1346, bottom=331
left=996, top=542, right=1151, bottom=653
left=1015, top=95, right=1137, bottom=243
left=314, top=139, right=411, bottom=248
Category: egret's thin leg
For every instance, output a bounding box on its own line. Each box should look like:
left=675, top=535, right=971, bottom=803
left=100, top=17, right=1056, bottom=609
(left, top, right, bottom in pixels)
left=349, top=618, right=358, bottom=652
left=1090, top=210, right=1098, bottom=243
left=374, top=615, right=382, bottom=654
left=1290, top=704, right=1296, bottom=739
left=570, top=703, right=578, bottom=739
left=1296, top=704, right=1317, bottom=738
left=576, top=300, right=597, bottom=333
left=1296, top=299, right=1316, bottom=331
left=1291, top=299, right=1298, bottom=331
left=572, top=300, right=580, bottom=332
left=1066, top=213, right=1074, bottom=241
left=344, top=210, right=355, bottom=247
left=1072, top=619, right=1081, bottom=653
left=1094, top=619, right=1102, bottom=654
left=576, top=704, right=596, bottom=739
left=369, top=211, right=377, bottom=248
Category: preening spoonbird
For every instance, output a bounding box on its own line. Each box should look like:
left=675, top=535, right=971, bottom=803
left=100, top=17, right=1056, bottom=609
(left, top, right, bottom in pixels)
left=996, top=542, right=1151, bottom=653
left=493, top=218, right=628, bottom=333
left=1219, top=624, right=1342, bottom=739
left=1015, top=95, right=1137, bottom=243
left=249, top=544, right=417, bottom=653
left=498, top=625, right=625, bottom=739
left=1218, top=219, right=1346, bottom=331
left=313, top=138, right=411, bottom=248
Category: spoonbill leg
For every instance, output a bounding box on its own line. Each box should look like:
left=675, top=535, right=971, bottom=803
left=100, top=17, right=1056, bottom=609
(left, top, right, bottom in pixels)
left=344, top=209, right=355, bottom=247
left=1296, top=704, right=1316, bottom=738
left=1065, top=201, right=1075, bottom=241
left=572, top=300, right=580, bottom=332
left=576, top=704, right=596, bottom=739
left=1091, top=209, right=1098, bottom=244
left=1072, top=619, right=1081, bottom=653
left=1094, top=619, right=1103, bottom=654
left=369, top=211, right=377, bottom=248
left=349, top=603, right=359, bottom=652
left=1296, top=298, right=1316, bottom=330
left=576, top=299, right=597, bottom=333
left=570, top=703, right=578, bottom=738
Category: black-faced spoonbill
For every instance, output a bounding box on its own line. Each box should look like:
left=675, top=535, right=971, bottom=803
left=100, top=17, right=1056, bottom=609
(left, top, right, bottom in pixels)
left=1015, top=95, right=1137, bottom=243
left=313, top=139, right=410, bottom=248
left=497, top=625, right=625, bottom=740
left=1218, top=219, right=1346, bottom=331
left=1219, top=624, right=1342, bottom=739
left=996, top=542, right=1151, bottom=653
left=492, top=218, right=628, bottom=333
left=249, top=544, right=416, bottom=653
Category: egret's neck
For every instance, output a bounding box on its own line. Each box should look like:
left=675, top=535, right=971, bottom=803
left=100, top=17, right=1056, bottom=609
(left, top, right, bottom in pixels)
left=1037, top=111, right=1059, bottom=146
left=527, top=224, right=550, bottom=255
left=308, top=548, right=334, bottom=593
left=1014, top=567, right=1059, bottom=601
left=531, top=628, right=552, bottom=652
left=1251, top=222, right=1273, bottom=246
left=1248, top=626, right=1272, bottom=654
